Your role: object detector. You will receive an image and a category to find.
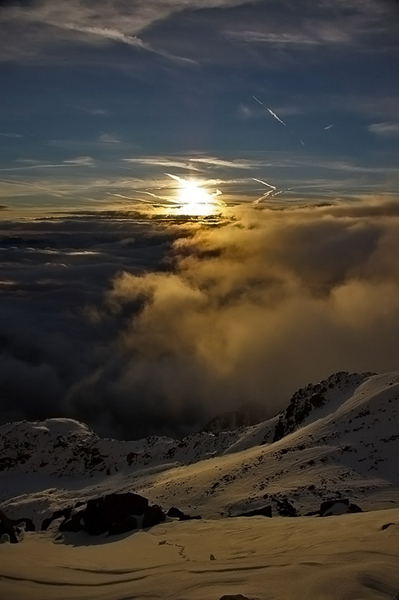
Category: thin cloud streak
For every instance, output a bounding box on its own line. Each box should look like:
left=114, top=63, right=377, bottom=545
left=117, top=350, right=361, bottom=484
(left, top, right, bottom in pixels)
left=266, top=107, right=288, bottom=127
left=253, top=177, right=277, bottom=204
left=368, top=122, right=399, bottom=136
left=124, top=156, right=258, bottom=171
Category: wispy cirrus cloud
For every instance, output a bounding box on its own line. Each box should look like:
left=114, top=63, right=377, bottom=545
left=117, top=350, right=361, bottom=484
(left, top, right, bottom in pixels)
left=368, top=122, right=399, bottom=137
left=123, top=157, right=202, bottom=171
left=0, top=0, right=253, bottom=64
left=123, top=155, right=260, bottom=171
left=1, top=0, right=395, bottom=68
left=223, top=0, right=399, bottom=55
left=0, top=132, right=23, bottom=138
left=226, top=31, right=320, bottom=46
left=63, top=156, right=95, bottom=167
left=0, top=157, right=95, bottom=172
left=98, top=134, right=121, bottom=144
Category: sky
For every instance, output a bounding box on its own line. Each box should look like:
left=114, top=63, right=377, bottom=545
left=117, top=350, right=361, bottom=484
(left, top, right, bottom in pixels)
left=1, top=0, right=399, bottom=439
left=0, top=0, right=398, bottom=213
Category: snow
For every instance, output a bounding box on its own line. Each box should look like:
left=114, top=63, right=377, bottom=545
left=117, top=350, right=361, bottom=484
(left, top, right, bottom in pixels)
left=1, top=370, right=399, bottom=524
left=0, top=510, right=398, bottom=600
left=0, top=370, right=399, bottom=599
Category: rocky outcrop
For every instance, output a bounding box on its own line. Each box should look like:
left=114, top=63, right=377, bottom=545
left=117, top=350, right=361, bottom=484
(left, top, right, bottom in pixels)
left=11, top=517, right=35, bottom=532
left=42, top=492, right=165, bottom=537
left=273, top=372, right=374, bottom=442
left=167, top=507, right=202, bottom=521
left=0, top=509, right=20, bottom=543
left=320, top=499, right=362, bottom=517
left=42, top=507, right=73, bottom=531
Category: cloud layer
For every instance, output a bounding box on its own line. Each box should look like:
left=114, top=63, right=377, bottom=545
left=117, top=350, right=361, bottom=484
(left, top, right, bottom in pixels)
left=1, top=0, right=397, bottom=65
left=2, top=199, right=399, bottom=439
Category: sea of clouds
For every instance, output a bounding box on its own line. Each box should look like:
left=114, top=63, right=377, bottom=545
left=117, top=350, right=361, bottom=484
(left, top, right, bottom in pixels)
left=1, top=198, right=399, bottom=439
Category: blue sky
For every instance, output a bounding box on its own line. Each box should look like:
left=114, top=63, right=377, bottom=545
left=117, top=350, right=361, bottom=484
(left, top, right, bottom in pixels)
left=0, top=0, right=399, bottom=215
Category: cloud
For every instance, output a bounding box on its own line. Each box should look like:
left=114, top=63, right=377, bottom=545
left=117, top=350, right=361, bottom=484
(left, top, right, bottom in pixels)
left=368, top=122, right=399, bottom=137
left=1, top=0, right=397, bottom=67
left=98, top=134, right=121, bottom=144
left=123, top=157, right=202, bottom=171
left=190, top=157, right=258, bottom=170
left=0, top=0, right=253, bottom=64
left=2, top=198, right=399, bottom=439
left=227, top=31, right=320, bottom=46
left=223, top=0, right=399, bottom=54
left=0, top=132, right=23, bottom=138
left=63, top=156, right=95, bottom=167
left=58, top=24, right=149, bottom=51
left=0, top=150, right=396, bottom=211
left=90, top=199, right=399, bottom=438
left=123, top=155, right=264, bottom=171
left=0, top=158, right=95, bottom=172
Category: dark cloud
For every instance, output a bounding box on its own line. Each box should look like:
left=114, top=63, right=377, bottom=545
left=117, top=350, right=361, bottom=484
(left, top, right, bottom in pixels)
left=0, top=214, right=180, bottom=429
left=1, top=200, right=399, bottom=439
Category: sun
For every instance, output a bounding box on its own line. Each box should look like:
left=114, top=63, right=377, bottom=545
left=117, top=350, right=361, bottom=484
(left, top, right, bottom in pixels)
left=167, top=174, right=222, bottom=216
left=179, top=180, right=212, bottom=207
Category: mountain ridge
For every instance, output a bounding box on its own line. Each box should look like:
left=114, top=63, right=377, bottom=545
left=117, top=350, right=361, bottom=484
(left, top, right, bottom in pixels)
left=1, top=370, right=398, bottom=525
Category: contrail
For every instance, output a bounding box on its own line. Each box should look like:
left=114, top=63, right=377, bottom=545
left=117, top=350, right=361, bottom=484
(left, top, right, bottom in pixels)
left=166, top=173, right=184, bottom=184
left=253, top=95, right=286, bottom=126
left=142, top=190, right=181, bottom=204
left=252, top=95, right=264, bottom=106
left=253, top=177, right=276, bottom=190
left=252, top=95, right=305, bottom=146
left=266, top=107, right=287, bottom=127
left=324, top=124, right=334, bottom=130
left=253, top=177, right=277, bottom=204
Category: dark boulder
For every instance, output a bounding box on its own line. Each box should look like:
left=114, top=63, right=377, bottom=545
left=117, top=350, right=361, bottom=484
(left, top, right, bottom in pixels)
left=320, top=499, right=362, bottom=517
left=348, top=503, right=362, bottom=513
left=142, top=505, right=166, bottom=529
left=86, top=492, right=148, bottom=516
left=320, top=498, right=349, bottom=516
left=0, top=509, right=19, bottom=543
left=45, top=492, right=164, bottom=537
left=42, top=507, right=72, bottom=531
left=83, top=493, right=149, bottom=535
left=11, top=518, right=35, bottom=532
left=167, top=507, right=202, bottom=521
left=59, top=510, right=86, bottom=533
left=108, top=515, right=138, bottom=536
left=275, top=498, right=298, bottom=517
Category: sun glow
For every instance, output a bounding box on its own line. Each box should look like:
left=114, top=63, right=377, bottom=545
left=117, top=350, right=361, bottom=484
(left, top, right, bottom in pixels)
left=167, top=174, right=222, bottom=216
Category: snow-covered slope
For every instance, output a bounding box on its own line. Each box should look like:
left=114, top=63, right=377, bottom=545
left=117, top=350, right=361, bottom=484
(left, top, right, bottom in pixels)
left=1, top=371, right=398, bottom=525
left=1, top=509, right=399, bottom=600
